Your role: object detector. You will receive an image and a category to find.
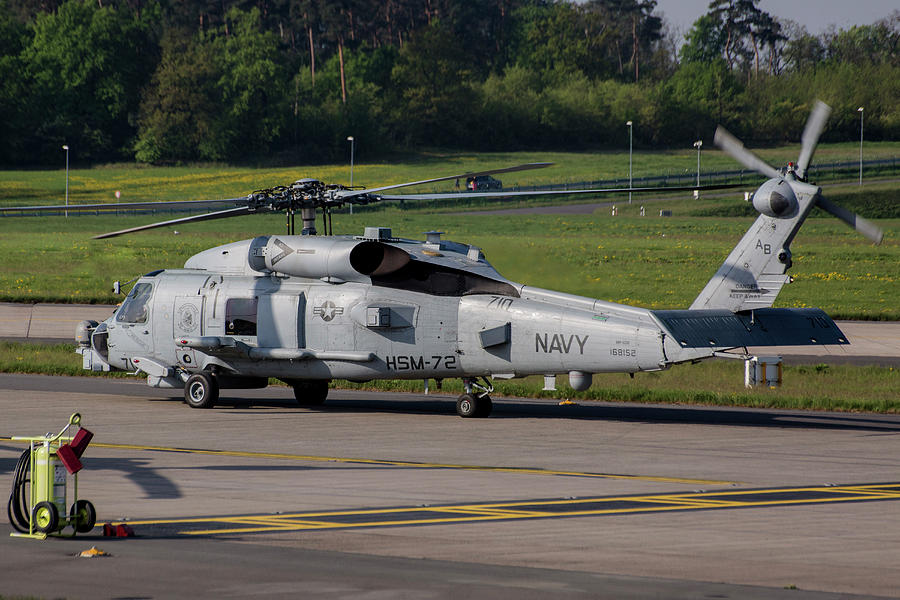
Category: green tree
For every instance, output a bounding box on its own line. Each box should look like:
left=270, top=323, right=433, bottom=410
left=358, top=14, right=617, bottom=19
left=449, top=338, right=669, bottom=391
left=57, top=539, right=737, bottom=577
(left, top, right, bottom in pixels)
left=780, top=21, right=825, bottom=73
left=586, top=0, right=663, bottom=82
left=680, top=13, right=726, bottom=64
left=215, top=7, right=289, bottom=159
left=22, top=0, right=156, bottom=162
left=508, top=2, right=590, bottom=76
left=134, top=32, right=224, bottom=163
left=477, top=65, right=544, bottom=148
left=746, top=8, right=783, bottom=76
left=661, top=60, right=742, bottom=137
left=0, top=1, right=31, bottom=164
left=824, top=15, right=899, bottom=66
left=388, top=21, right=477, bottom=146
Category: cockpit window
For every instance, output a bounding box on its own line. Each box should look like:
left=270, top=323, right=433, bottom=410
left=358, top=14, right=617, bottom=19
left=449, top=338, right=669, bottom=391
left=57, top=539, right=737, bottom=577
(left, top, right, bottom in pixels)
left=116, top=282, right=153, bottom=323
left=371, top=261, right=519, bottom=297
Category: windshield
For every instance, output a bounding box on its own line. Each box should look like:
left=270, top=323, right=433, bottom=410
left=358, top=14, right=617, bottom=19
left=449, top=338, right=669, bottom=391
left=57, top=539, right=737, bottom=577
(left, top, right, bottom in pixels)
left=116, top=282, right=153, bottom=323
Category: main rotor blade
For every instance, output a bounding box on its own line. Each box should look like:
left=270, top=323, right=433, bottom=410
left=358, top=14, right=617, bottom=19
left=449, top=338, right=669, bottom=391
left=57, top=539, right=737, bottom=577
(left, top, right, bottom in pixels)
left=714, top=126, right=782, bottom=180
left=377, top=182, right=744, bottom=202
left=336, top=162, right=553, bottom=199
left=93, top=206, right=254, bottom=239
left=816, top=196, right=884, bottom=245
left=0, top=198, right=245, bottom=213
left=795, top=100, right=832, bottom=180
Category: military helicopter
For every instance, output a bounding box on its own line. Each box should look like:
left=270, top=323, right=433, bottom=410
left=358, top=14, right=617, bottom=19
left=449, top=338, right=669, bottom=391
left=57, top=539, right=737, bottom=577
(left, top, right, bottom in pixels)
left=7, top=102, right=883, bottom=417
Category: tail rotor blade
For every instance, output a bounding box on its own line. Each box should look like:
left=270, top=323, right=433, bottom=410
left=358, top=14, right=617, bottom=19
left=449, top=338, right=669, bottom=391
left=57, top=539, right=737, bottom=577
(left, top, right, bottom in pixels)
left=795, top=100, right=832, bottom=180
left=714, top=126, right=782, bottom=180
left=817, top=196, right=884, bottom=245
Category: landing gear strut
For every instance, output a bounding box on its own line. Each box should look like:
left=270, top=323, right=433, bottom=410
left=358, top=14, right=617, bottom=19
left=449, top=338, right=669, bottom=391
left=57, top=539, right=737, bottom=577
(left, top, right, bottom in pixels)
left=457, top=377, right=493, bottom=418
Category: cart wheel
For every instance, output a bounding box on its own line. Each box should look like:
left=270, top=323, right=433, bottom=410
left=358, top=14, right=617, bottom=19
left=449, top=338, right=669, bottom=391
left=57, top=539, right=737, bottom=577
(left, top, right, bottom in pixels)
left=70, top=499, right=97, bottom=533
left=33, top=501, right=59, bottom=534
left=185, top=372, right=219, bottom=408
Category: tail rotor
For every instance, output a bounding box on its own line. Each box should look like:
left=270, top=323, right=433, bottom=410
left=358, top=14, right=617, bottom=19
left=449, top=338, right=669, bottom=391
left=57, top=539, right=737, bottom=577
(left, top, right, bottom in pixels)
left=714, top=100, right=883, bottom=246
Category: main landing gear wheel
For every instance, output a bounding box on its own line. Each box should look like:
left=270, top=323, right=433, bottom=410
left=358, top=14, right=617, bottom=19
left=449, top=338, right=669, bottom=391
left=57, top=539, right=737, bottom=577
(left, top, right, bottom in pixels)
left=456, top=393, right=492, bottom=418
left=32, top=501, right=59, bottom=534
left=70, top=499, right=97, bottom=533
left=292, top=380, right=329, bottom=406
left=185, top=372, right=219, bottom=408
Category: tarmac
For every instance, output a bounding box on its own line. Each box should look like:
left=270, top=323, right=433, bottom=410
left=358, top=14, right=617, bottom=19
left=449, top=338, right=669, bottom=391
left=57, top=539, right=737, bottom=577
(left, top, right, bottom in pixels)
left=1, top=374, right=900, bottom=599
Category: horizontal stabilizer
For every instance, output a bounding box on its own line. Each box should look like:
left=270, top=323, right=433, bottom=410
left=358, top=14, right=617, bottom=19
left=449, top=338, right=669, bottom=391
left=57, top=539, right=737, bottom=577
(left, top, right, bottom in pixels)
left=652, top=308, right=848, bottom=349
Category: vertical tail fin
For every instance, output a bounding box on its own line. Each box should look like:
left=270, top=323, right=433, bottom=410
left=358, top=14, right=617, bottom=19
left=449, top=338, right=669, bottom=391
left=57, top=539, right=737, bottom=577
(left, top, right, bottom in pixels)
left=690, top=183, right=819, bottom=312
left=694, top=102, right=883, bottom=313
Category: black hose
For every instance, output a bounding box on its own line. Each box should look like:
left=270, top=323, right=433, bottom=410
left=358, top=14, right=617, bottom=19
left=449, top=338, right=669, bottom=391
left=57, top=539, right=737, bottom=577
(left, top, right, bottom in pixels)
left=7, top=449, right=31, bottom=534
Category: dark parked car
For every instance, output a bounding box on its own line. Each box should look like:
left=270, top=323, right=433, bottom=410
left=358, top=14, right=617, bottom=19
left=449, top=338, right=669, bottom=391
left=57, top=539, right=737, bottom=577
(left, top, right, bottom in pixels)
left=466, top=175, right=502, bottom=191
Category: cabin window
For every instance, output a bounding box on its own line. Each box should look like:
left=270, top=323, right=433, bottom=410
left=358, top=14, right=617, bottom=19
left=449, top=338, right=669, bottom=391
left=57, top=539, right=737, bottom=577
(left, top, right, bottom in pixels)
left=225, top=297, right=258, bottom=336
left=116, top=282, right=153, bottom=324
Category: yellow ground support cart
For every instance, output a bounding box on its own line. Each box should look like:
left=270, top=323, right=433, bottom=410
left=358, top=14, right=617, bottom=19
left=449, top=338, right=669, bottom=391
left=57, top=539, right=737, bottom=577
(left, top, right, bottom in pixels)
left=7, top=413, right=96, bottom=540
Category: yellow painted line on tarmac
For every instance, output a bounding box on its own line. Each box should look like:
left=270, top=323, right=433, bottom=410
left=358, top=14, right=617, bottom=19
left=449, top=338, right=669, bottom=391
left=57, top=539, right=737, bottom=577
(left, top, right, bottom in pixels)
left=186, top=514, right=520, bottom=536
left=109, top=483, right=900, bottom=537
left=0, top=436, right=731, bottom=485
left=433, top=507, right=551, bottom=518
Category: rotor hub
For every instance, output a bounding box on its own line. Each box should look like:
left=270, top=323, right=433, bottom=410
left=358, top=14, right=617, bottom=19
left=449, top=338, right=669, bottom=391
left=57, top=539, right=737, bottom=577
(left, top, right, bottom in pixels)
left=753, top=178, right=799, bottom=219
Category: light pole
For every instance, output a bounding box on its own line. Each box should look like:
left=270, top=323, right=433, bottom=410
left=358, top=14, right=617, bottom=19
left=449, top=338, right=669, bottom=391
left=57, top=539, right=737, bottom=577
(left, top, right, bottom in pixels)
left=626, top=121, right=633, bottom=204
left=62, top=145, right=69, bottom=218
left=693, top=140, right=703, bottom=188
left=347, top=136, right=355, bottom=214
left=857, top=107, right=864, bottom=186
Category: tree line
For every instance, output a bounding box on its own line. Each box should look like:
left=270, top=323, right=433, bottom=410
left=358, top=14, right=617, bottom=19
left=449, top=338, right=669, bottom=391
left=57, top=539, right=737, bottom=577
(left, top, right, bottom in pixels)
left=0, top=0, right=897, bottom=167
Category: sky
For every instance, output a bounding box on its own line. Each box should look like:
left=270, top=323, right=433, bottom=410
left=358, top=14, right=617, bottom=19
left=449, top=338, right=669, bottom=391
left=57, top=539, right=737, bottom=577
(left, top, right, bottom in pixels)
left=652, top=0, right=898, bottom=39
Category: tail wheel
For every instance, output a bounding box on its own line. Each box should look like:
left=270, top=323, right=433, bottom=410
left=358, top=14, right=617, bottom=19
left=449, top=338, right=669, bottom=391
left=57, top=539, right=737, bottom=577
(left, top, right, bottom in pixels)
left=185, top=372, right=219, bottom=408
left=33, top=501, right=59, bottom=534
left=70, top=499, right=97, bottom=533
left=292, top=380, right=329, bottom=406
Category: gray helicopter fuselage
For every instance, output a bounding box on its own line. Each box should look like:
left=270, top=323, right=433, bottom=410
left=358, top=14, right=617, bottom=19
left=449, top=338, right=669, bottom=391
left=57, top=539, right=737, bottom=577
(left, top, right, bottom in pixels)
left=80, top=222, right=850, bottom=406
left=82, top=230, right=675, bottom=388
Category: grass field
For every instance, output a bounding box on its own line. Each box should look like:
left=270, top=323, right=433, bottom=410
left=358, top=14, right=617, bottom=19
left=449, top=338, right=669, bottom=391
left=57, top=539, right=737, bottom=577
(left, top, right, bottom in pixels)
left=2, top=342, right=897, bottom=413
left=0, top=149, right=897, bottom=319
left=0, top=186, right=897, bottom=318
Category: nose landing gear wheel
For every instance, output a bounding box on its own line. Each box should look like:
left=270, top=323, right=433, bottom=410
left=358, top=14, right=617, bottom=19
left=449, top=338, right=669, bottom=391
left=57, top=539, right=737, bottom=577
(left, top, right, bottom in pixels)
left=456, top=393, right=492, bottom=418
left=185, top=372, right=219, bottom=408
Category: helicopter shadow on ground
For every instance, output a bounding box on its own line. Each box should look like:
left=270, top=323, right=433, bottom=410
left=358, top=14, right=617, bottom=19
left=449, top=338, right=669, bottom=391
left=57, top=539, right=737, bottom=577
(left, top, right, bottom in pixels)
left=335, top=396, right=900, bottom=433
left=0, top=447, right=182, bottom=501
left=146, top=392, right=900, bottom=434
